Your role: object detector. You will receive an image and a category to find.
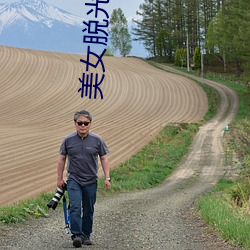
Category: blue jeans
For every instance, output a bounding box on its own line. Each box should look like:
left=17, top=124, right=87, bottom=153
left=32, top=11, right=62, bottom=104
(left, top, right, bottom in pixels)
left=67, top=180, right=97, bottom=236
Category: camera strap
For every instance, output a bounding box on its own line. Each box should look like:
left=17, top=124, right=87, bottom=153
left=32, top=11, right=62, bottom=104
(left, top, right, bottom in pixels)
left=62, top=195, right=71, bottom=234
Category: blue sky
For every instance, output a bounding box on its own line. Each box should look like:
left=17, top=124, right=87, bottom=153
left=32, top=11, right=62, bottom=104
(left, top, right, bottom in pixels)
left=3, top=0, right=145, bottom=19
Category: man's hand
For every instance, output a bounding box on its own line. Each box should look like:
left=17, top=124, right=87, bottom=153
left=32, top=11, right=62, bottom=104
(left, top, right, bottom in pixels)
left=104, top=179, right=111, bottom=190
left=57, top=178, right=66, bottom=190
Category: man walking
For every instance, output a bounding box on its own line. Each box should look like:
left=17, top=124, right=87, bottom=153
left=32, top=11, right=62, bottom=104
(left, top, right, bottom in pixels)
left=57, top=110, right=111, bottom=248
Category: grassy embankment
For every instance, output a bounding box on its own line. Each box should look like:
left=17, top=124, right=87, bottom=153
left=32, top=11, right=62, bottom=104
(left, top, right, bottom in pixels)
left=0, top=62, right=249, bottom=248
left=197, top=74, right=250, bottom=249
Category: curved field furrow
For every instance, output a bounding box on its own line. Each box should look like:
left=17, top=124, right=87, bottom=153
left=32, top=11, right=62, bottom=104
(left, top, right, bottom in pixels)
left=0, top=46, right=207, bottom=205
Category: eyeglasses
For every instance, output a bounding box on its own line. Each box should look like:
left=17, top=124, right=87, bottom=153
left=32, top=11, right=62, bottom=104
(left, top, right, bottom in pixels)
left=76, top=121, right=90, bottom=126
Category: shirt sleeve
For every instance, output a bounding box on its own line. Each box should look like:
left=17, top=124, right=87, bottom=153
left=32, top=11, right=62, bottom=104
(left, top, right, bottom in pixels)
left=98, top=137, right=109, bottom=156
left=59, top=138, right=67, bottom=155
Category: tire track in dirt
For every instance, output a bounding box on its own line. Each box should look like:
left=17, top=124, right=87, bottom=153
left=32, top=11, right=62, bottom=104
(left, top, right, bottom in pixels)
left=0, top=47, right=208, bottom=205
left=154, top=63, right=239, bottom=184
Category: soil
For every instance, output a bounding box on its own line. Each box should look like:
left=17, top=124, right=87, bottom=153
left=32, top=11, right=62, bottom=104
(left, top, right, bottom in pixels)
left=0, top=47, right=208, bottom=206
left=0, top=47, right=241, bottom=249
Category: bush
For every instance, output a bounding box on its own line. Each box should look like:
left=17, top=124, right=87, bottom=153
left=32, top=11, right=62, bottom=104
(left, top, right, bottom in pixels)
left=193, top=46, right=201, bottom=69
left=174, top=48, right=187, bottom=67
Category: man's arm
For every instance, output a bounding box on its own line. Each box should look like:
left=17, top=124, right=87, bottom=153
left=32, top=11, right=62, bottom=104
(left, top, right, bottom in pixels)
left=57, top=154, right=66, bottom=189
left=100, top=154, right=110, bottom=190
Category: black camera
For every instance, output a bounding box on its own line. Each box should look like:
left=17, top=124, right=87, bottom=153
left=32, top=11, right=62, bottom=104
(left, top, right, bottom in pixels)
left=47, top=187, right=66, bottom=210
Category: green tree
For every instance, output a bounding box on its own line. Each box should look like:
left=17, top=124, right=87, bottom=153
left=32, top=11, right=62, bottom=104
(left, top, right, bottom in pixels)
left=206, top=11, right=228, bottom=72
left=109, top=8, right=132, bottom=57
left=133, top=0, right=158, bottom=57
left=206, top=0, right=250, bottom=77
left=230, top=0, right=250, bottom=78
left=174, top=48, right=187, bottom=67
left=174, top=48, right=181, bottom=66
left=132, top=0, right=234, bottom=65
left=133, top=0, right=221, bottom=61
left=133, top=0, right=176, bottom=59
left=104, top=47, right=114, bottom=56
left=180, top=47, right=187, bottom=67
left=193, top=46, right=201, bottom=69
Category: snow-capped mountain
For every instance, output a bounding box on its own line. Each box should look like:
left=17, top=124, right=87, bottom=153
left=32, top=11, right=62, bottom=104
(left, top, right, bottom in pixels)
left=0, top=0, right=83, bottom=32
left=127, top=13, right=142, bottom=27
left=0, top=0, right=100, bottom=54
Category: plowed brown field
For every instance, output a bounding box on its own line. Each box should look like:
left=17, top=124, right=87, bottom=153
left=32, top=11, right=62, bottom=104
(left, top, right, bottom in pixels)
left=0, top=46, right=208, bottom=206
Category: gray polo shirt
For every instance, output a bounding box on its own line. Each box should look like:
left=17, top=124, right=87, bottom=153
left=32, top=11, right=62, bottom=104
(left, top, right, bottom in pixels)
left=59, top=131, right=109, bottom=186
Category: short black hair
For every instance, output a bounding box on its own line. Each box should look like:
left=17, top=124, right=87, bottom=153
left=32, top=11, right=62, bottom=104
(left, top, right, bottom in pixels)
left=74, top=110, right=92, bottom=122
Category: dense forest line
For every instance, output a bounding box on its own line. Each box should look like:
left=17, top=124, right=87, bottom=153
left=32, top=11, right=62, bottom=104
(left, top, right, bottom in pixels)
left=132, top=0, right=250, bottom=80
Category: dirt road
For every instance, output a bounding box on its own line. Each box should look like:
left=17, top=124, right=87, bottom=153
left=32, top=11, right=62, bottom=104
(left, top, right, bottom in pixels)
left=0, top=52, right=240, bottom=249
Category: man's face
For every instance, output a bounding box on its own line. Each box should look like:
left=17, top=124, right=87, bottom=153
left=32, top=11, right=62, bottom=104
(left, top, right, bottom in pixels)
left=74, top=115, right=91, bottom=136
